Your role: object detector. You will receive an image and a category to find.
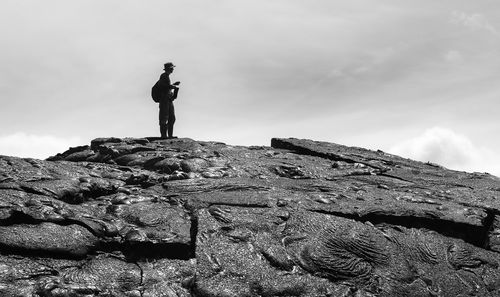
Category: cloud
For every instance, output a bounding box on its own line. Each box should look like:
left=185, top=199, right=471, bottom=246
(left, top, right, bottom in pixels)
left=450, top=11, right=499, bottom=36
left=389, top=127, right=500, bottom=177
left=444, top=50, right=463, bottom=64
left=0, top=133, right=83, bottom=159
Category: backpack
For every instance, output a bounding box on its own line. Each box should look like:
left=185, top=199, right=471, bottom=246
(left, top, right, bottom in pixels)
left=151, top=81, right=162, bottom=103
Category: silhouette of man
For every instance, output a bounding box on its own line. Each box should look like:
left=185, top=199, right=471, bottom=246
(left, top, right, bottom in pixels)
left=158, top=62, right=180, bottom=138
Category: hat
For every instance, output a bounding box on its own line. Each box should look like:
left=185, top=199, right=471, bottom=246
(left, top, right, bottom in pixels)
left=164, top=62, right=175, bottom=70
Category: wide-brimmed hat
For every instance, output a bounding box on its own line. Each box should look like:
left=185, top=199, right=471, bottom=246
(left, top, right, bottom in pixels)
left=164, top=62, right=175, bottom=70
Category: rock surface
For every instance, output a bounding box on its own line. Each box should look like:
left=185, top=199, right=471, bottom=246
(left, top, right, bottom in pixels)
left=1, top=137, right=500, bottom=296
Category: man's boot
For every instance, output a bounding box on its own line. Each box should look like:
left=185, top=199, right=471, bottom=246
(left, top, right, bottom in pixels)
left=160, top=124, right=167, bottom=139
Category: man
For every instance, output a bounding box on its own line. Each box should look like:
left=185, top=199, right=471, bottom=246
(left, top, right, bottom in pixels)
left=158, top=62, right=180, bottom=138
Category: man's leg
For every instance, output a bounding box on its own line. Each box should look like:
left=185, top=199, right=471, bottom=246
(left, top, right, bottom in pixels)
left=159, top=102, right=168, bottom=138
left=160, top=124, right=167, bottom=138
left=167, top=101, right=176, bottom=138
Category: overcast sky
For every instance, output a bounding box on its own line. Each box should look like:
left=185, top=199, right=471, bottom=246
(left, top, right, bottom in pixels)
left=1, top=0, right=499, bottom=176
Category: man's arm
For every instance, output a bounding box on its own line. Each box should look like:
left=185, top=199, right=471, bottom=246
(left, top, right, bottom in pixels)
left=159, top=73, right=179, bottom=90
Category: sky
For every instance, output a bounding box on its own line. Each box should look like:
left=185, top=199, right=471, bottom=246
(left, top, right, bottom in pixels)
left=0, top=0, right=499, bottom=177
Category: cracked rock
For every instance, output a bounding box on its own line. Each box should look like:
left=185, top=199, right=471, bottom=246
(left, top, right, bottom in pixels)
left=1, top=137, right=500, bottom=296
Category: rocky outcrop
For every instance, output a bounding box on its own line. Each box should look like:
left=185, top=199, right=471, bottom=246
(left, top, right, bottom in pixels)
left=1, top=137, right=499, bottom=296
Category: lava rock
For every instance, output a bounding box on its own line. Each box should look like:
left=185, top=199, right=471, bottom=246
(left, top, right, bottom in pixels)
left=0, top=137, right=499, bottom=296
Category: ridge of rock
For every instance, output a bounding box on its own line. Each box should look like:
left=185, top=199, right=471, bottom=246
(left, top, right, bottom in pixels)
left=0, top=137, right=499, bottom=296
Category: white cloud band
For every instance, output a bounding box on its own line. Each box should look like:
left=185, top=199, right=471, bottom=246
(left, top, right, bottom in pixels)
left=0, top=133, right=82, bottom=159
left=389, top=127, right=500, bottom=177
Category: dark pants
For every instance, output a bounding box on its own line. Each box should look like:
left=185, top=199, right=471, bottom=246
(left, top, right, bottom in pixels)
left=159, top=99, right=175, bottom=138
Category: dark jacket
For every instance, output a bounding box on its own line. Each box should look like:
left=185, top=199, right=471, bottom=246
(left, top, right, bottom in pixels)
left=158, top=73, right=177, bottom=100
left=160, top=72, right=180, bottom=103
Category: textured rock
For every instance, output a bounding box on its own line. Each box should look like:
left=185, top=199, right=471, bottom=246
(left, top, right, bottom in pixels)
left=0, top=137, right=499, bottom=296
